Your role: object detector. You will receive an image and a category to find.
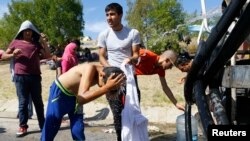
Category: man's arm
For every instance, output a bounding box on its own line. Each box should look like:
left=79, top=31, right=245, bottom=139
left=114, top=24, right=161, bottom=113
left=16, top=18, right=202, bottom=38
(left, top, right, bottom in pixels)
left=123, top=44, right=140, bottom=64
left=130, top=44, right=140, bottom=63
left=128, top=29, right=141, bottom=64
left=99, top=47, right=110, bottom=67
left=159, top=76, right=185, bottom=111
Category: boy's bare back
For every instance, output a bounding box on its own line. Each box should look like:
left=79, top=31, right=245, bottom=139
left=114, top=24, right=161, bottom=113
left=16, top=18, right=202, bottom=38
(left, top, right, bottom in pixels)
left=58, top=63, right=101, bottom=96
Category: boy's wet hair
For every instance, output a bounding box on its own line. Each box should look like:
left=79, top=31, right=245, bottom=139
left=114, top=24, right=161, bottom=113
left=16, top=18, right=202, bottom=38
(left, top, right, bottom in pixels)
left=102, top=66, right=124, bottom=84
left=105, top=3, right=123, bottom=15
left=176, top=52, right=191, bottom=66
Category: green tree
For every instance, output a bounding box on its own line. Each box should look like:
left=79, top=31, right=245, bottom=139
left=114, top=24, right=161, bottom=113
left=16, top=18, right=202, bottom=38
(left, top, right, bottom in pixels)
left=126, top=0, right=185, bottom=54
left=0, top=0, right=84, bottom=49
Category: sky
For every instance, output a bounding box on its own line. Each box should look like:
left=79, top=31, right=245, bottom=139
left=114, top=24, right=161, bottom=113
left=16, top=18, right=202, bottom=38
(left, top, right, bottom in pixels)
left=0, top=0, right=221, bottom=39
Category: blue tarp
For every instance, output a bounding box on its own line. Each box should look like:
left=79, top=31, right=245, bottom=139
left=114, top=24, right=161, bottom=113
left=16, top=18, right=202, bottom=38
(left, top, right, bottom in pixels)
left=188, top=25, right=214, bottom=32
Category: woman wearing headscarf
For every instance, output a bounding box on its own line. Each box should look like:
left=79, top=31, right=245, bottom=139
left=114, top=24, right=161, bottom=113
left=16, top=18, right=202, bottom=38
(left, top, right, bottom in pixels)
left=4, top=20, right=51, bottom=137
left=61, top=41, right=79, bottom=73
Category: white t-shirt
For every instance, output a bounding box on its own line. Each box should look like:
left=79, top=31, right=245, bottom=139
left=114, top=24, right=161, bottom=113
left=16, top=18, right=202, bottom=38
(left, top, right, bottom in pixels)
left=97, top=26, right=140, bottom=68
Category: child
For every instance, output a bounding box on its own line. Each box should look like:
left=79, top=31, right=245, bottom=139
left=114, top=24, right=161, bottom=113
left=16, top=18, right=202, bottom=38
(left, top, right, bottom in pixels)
left=41, top=63, right=125, bottom=141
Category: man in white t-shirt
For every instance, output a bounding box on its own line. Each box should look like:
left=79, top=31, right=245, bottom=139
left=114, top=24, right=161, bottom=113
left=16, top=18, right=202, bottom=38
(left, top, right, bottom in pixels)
left=97, top=2, right=141, bottom=141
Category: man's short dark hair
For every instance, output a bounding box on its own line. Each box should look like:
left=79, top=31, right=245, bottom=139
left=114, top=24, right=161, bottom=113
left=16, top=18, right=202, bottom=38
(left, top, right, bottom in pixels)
left=105, top=3, right=123, bottom=15
left=176, top=52, right=191, bottom=66
left=103, top=66, right=124, bottom=84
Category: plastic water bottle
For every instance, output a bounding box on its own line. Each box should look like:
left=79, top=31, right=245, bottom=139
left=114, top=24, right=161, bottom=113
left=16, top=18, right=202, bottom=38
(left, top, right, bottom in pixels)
left=176, top=113, right=198, bottom=141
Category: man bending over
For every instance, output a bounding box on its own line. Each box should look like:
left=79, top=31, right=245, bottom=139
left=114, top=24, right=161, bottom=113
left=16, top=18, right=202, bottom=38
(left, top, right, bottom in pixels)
left=41, top=64, right=125, bottom=141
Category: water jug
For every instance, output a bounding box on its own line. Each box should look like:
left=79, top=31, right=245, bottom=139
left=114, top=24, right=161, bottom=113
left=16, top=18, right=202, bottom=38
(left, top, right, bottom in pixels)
left=176, top=113, right=198, bottom=141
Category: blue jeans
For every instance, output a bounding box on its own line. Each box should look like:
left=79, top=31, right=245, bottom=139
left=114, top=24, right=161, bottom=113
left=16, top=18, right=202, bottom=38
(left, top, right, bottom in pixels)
left=17, top=95, right=33, bottom=118
left=14, top=74, right=45, bottom=129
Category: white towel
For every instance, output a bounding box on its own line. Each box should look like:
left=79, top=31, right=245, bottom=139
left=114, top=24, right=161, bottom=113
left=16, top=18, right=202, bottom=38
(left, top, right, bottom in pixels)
left=121, top=64, right=149, bottom=141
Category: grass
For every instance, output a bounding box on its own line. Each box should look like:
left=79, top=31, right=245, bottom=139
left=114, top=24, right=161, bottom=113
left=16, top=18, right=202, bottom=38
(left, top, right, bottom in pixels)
left=0, top=60, right=187, bottom=107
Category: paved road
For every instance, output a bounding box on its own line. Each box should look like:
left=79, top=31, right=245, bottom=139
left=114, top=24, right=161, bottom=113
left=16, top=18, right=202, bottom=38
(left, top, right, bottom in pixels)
left=0, top=112, right=117, bottom=141
left=0, top=112, right=184, bottom=141
left=0, top=100, right=205, bottom=141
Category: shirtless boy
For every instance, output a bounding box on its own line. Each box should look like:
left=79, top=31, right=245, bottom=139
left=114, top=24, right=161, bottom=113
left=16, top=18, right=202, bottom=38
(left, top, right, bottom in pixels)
left=41, top=63, right=125, bottom=141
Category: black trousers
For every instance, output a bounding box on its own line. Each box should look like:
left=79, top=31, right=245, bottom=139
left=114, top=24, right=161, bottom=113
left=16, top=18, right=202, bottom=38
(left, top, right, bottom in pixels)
left=106, top=75, right=140, bottom=141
